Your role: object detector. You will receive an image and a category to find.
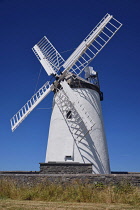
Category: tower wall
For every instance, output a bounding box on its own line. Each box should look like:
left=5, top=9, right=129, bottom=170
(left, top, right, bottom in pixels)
left=45, top=87, right=110, bottom=174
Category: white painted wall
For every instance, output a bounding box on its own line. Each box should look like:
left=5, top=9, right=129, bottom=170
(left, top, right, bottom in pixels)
left=45, top=88, right=110, bottom=174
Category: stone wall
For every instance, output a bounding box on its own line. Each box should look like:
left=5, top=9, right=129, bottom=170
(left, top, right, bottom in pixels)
left=1, top=163, right=140, bottom=187
left=40, top=162, right=92, bottom=174
left=0, top=173, right=140, bottom=187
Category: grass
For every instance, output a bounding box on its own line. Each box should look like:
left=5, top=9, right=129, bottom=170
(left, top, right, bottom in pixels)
left=0, top=179, right=140, bottom=207
left=0, top=200, right=140, bottom=210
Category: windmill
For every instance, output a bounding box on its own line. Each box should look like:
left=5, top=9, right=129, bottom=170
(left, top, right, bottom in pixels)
left=10, top=14, right=122, bottom=174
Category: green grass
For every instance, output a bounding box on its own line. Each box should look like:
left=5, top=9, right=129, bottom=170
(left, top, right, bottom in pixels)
left=0, top=179, right=140, bottom=206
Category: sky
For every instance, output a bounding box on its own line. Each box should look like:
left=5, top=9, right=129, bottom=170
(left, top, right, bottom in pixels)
left=0, top=0, right=140, bottom=172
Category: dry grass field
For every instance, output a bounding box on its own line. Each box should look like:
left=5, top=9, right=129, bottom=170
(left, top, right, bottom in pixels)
left=0, top=180, right=140, bottom=209
left=0, top=200, right=140, bottom=210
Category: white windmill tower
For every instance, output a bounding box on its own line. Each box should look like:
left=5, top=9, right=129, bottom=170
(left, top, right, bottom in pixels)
left=11, top=14, right=122, bottom=174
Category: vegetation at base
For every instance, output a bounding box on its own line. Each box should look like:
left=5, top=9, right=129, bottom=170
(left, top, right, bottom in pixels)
left=0, top=180, right=140, bottom=205
left=0, top=200, right=140, bottom=210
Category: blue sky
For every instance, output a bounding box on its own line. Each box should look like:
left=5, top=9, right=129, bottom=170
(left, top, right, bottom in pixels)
left=0, top=0, right=140, bottom=172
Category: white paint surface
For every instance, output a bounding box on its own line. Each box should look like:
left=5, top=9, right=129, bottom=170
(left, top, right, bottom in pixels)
left=45, top=88, right=110, bottom=174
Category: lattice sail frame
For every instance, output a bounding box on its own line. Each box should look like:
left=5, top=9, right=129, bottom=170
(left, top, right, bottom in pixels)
left=55, top=88, right=92, bottom=144
left=32, top=36, right=65, bottom=76
left=60, top=80, right=95, bottom=131
left=10, top=82, right=53, bottom=131
left=63, top=13, right=122, bottom=76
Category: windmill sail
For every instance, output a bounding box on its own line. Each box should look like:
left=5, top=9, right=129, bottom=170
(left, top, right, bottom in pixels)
left=60, top=80, right=95, bottom=131
left=11, top=13, right=122, bottom=134
left=55, top=88, right=92, bottom=143
left=63, top=13, right=122, bottom=75
left=10, top=82, right=53, bottom=132
left=32, top=36, right=65, bottom=76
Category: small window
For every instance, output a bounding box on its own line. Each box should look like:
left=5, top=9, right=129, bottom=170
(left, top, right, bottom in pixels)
left=65, top=156, right=73, bottom=161
left=66, top=110, right=72, bottom=119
